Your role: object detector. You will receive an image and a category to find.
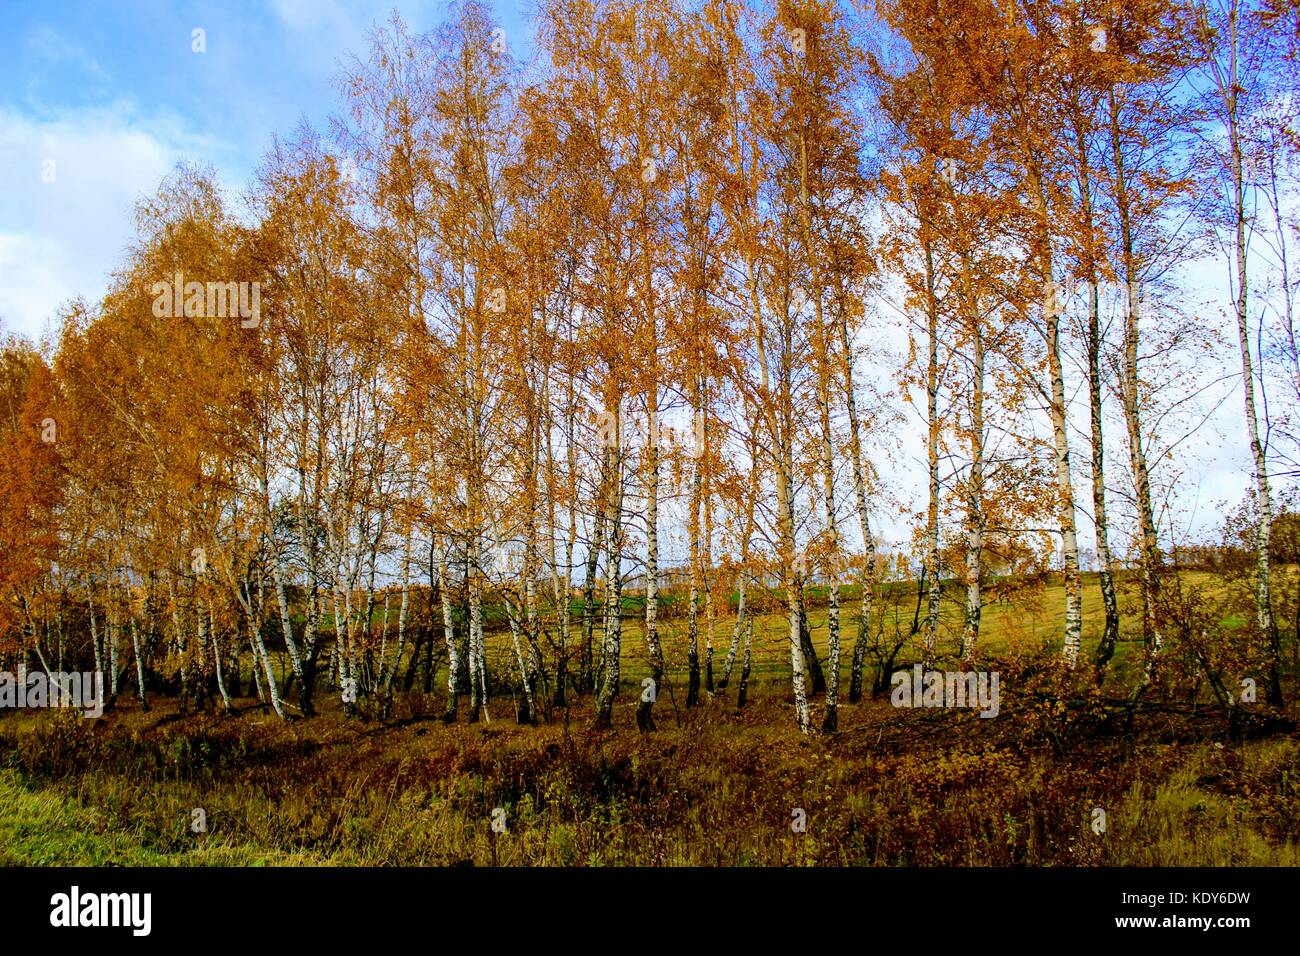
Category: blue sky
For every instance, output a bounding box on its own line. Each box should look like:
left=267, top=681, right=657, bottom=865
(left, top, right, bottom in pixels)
left=0, top=0, right=535, bottom=342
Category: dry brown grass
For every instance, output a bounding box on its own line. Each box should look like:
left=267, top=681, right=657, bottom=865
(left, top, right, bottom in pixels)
left=2, top=652, right=1297, bottom=866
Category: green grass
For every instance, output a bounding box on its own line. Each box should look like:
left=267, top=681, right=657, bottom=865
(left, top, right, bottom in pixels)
left=0, top=765, right=329, bottom=866
left=0, top=767, right=170, bottom=865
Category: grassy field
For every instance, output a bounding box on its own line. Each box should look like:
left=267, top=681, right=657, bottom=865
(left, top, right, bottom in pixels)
left=1, top=569, right=1297, bottom=866
left=466, top=569, right=1216, bottom=693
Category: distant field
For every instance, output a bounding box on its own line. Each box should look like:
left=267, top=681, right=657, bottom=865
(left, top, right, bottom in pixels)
left=447, top=569, right=1237, bottom=693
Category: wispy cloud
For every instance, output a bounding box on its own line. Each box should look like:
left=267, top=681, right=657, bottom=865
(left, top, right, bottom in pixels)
left=24, top=23, right=110, bottom=82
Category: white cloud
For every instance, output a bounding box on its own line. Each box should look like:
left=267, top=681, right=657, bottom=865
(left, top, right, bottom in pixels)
left=0, top=102, right=235, bottom=340
left=0, top=234, right=70, bottom=344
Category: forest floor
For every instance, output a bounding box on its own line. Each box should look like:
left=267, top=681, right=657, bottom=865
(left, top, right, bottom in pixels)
left=1, top=570, right=1297, bottom=866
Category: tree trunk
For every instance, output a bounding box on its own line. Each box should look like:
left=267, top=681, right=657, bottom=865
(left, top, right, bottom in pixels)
left=88, top=592, right=103, bottom=689
left=961, top=304, right=985, bottom=662
left=1224, top=33, right=1282, bottom=705
left=736, top=619, right=754, bottom=710
left=207, top=596, right=231, bottom=711
left=640, top=387, right=664, bottom=729
left=468, top=545, right=487, bottom=723
left=437, top=541, right=459, bottom=721
left=686, top=380, right=703, bottom=708
left=168, top=573, right=188, bottom=715
left=816, top=310, right=841, bottom=731
left=264, top=467, right=308, bottom=712
left=580, top=457, right=608, bottom=698
left=1108, top=88, right=1164, bottom=683
left=1069, top=110, right=1121, bottom=675
left=594, top=405, right=624, bottom=729
left=923, top=240, right=942, bottom=668
left=778, top=424, right=811, bottom=733
left=127, top=586, right=149, bottom=712
left=838, top=289, right=878, bottom=703
left=1035, top=178, right=1084, bottom=667
left=243, top=586, right=285, bottom=719
left=1086, top=278, right=1121, bottom=671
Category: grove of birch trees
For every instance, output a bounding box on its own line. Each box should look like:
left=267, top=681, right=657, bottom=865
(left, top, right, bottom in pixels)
left=2, top=0, right=1298, bottom=732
